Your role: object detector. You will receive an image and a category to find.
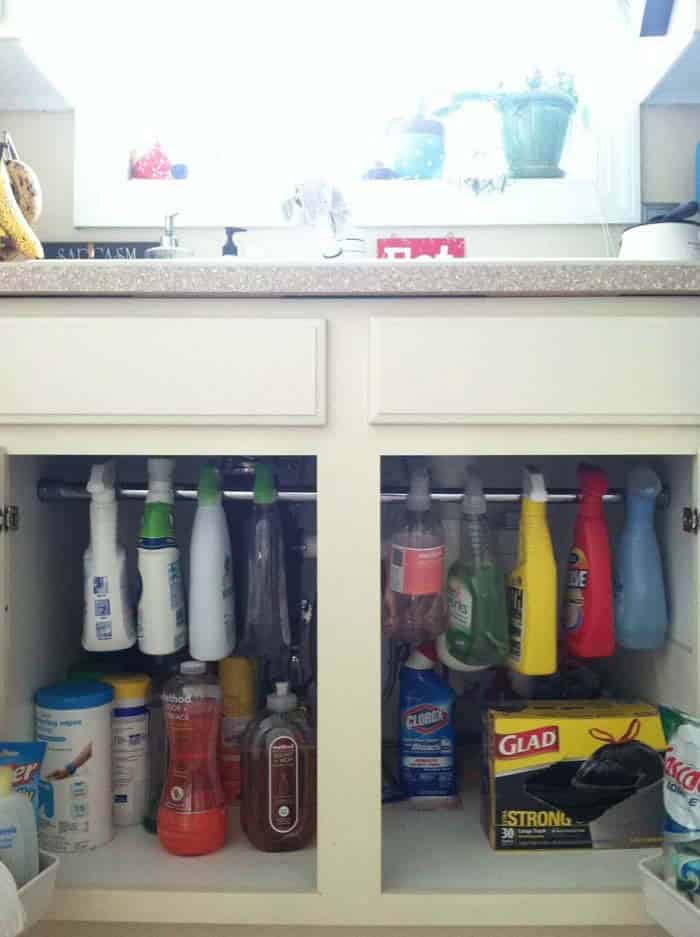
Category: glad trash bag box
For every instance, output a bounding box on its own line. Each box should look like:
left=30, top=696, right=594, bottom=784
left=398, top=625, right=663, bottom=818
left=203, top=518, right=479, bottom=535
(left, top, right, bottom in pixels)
left=481, top=700, right=665, bottom=850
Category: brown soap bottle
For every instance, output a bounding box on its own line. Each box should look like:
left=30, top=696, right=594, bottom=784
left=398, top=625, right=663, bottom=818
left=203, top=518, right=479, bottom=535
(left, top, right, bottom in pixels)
left=240, top=681, right=316, bottom=851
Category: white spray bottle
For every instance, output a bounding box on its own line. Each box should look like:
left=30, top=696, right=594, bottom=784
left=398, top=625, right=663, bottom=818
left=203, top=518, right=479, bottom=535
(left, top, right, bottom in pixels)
left=83, top=460, right=136, bottom=651
left=137, top=458, right=187, bottom=656
left=189, top=466, right=235, bottom=661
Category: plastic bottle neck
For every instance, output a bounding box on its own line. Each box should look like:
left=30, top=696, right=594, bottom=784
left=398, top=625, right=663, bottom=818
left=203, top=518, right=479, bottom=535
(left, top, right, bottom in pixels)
left=521, top=498, right=547, bottom=523
left=90, top=498, right=118, bottom=556
left=627, top=492, right=656, bottom=525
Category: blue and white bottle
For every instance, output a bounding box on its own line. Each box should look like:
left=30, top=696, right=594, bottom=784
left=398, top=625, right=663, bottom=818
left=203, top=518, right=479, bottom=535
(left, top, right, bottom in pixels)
left=614, top=465, right=668, bottom=650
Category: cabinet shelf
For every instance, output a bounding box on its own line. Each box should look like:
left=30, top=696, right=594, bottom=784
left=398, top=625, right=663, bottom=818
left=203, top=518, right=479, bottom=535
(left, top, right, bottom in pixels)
left=55, top=811, right=315, bottom=895
left=383, top=792, right=656, bottom=894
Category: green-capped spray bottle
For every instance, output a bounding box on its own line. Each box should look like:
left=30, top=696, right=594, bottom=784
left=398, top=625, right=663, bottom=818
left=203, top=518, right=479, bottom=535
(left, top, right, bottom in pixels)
left=437, top=468, right=509, bottom=671
left=137, top=458, right=187, bottom=656
left=189, top=466, right=235, bottom=661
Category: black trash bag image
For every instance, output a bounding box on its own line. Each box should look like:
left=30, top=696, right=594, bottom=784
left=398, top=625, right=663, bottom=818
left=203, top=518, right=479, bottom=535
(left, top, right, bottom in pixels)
left=573, top=718, right=663, bottom=792
left=525, top=718, right=663, bottom=824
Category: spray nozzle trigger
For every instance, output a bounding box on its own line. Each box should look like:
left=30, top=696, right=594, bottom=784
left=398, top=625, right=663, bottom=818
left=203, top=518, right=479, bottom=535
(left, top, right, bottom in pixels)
left=523, top=465, right=547, bottom=503
left=463, top=468, right=486, bottom=514
left=87, top=461, right=116, bottom=503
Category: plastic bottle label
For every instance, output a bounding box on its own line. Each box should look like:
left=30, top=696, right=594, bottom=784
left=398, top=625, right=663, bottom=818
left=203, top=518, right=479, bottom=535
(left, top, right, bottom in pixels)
left=564, top=546, right=588, bottom=633
left=168, top=562, right=184, bottom=612
left=508, top=584, right=524, bottom=662
left=390, top=545, right=444, bottom=596
left=112, top=706, right=149, bottom=822
left=268, top=736, right=299, bottom=834
left=446, top=576, right=473, bottom=658
left=162, top=696, right=220, bottom=814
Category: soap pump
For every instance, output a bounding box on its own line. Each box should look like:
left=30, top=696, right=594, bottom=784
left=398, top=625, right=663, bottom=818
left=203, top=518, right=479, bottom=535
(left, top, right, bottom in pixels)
left=145, top=213, right=194, bottom=259
left=222, top=227, right=247, bottom=257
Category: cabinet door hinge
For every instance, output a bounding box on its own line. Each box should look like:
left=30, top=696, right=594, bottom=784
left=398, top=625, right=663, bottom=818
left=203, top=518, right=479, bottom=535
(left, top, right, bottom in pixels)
left=682, top=507, right=699, bottom=534
left=0, top=505, right=18, bottom=532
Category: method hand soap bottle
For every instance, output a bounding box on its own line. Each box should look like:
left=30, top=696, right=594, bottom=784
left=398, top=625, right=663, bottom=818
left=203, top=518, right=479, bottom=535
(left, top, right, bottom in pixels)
left=507, top=467, right=557, bottom=676
left=83, top=461, right=136, bottom=652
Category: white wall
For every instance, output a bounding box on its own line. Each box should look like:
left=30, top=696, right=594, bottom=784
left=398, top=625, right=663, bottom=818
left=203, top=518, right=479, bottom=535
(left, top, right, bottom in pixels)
left=1, top=104, right=697, bottom=259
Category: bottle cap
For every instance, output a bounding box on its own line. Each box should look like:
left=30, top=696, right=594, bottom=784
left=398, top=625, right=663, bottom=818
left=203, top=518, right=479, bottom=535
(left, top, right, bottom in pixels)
left=36, top=680, right=114, bottom=710
left=0, top=766, right=11, bottom=797
left=181, top=661, right=206, bottom=676
left=463, top=468, right=486, bottom=515
left=627, top=464, right=662, bottom=499
left=522, top=465, right=547, bottom=503
left=87, top=461, right=116, bottom=504
left=219, top=657, right=256, bottom=713
left=198, top=466, right=221, bottom=505
left=267, top=681, right=297, bottom=712
left=102, top=673, right=151, bottom=702
left=578, top=463, right=608, bottom=498
left=254, top=463, right=276, bottom=505
left=139, top=501, right=175, bottom=541
left=147, top=458, right=175, bottom=504
left=407, top=466, right=431, bottom=512
left=405, top=642, right=437, bottom=670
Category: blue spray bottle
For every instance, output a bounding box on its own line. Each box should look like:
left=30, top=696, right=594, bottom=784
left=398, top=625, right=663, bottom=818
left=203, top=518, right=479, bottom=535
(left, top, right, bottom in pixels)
left=614, top=466, right=668, bottom=650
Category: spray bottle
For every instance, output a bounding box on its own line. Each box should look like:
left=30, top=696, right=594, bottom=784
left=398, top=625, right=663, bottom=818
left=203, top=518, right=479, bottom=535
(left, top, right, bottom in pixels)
left=507, top=467, right=557, bottom=676
left=189, top=466, right=235, bottom=661
left=137, top=458, right=186, bottom=656
left=437, top=468, right=508, bottom=671
left=564, top=464, right=614, bottom=659
left=83, top=461, right=136, bottom=652
left=614, top=465, right=668, bottom=650
left=383, top=465, right=447, bottom=645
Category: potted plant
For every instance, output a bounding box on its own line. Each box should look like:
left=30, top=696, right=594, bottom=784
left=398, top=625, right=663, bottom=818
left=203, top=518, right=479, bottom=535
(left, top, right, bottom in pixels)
left=496, top=70, right=577, bottom=178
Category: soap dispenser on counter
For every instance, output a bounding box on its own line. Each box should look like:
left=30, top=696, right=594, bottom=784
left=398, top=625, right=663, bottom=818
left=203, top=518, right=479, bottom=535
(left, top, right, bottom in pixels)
left=145, top=213, right=194, bottom=259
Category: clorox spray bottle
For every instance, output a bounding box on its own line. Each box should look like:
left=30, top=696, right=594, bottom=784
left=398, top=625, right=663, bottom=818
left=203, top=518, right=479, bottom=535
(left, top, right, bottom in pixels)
left=83, top=460, right=136, bottom=651
left=507, top=467, right=557, bottom=676
left=399, top=643, right=456, bottom=808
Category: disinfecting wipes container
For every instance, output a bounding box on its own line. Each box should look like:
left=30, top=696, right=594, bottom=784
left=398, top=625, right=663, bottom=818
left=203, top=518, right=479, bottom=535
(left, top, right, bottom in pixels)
left=35, top=680, right=114, bottom=852
left=102, top=674, right=151, bottom=827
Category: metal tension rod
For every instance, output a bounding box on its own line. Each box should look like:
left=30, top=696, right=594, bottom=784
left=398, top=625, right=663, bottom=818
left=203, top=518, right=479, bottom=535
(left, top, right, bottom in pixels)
left=36, top=480, right=670, bottom=507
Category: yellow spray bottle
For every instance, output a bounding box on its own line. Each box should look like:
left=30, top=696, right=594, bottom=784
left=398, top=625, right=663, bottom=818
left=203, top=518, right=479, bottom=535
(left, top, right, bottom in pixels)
left=507, top=466, right=557, bottom=676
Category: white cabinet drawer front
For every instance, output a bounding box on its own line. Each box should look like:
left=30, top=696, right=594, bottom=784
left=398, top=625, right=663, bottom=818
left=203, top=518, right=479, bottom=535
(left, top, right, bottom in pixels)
left=369, top=316, right=700, bottom=423
left=0, top=317, right=326, bottom=423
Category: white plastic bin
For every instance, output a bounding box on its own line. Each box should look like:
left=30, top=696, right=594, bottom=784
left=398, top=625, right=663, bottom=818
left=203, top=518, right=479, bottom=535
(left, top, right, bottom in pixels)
left=640, top=853, right=700, bottom=937
left=18, top=851, right=59, bottom=932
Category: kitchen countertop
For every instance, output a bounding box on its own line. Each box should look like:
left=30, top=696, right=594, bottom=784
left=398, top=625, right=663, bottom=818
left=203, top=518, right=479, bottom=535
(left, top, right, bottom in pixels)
left=0, top=258, right=699, bottom=297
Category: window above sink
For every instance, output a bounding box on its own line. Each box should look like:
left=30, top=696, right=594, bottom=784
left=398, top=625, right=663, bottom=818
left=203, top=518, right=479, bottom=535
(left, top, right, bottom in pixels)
left=19, top=0, right=641, bottom=227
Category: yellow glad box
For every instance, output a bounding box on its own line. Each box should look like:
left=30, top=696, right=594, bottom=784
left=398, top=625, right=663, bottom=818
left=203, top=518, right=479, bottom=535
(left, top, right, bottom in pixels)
left=489, top=700, right=666, bottom=775
left=483, top=700, right=666, bottom=850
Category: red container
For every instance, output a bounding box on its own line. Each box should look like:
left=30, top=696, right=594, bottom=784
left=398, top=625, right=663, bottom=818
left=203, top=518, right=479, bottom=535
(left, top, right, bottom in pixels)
left=158, top=662, right=226, bottom=856
left=564, top=465, right=614, bottom=659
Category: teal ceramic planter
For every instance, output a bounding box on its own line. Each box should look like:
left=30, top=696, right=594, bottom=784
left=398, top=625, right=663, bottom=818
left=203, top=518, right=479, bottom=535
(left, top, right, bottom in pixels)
left=498, top=91, right=575, bottom=179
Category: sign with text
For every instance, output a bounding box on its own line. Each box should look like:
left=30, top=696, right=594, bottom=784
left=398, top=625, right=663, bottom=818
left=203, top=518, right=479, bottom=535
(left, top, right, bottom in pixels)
left=377, top=236, right=465, bottom=260
left=43, top=242, right=158, bottom=260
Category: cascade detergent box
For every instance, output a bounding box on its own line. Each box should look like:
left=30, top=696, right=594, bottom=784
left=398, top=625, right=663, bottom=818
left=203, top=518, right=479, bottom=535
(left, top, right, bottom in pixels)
left=481, top=700, right=665, bottom=850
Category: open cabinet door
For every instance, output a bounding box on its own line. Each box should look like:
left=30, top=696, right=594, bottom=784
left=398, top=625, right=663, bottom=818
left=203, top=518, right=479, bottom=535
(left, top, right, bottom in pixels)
left=0, top=447, right=8, bottom=723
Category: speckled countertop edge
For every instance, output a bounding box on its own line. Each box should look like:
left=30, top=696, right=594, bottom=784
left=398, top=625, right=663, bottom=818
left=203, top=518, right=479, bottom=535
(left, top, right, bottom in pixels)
left=1, top=258, right=700, bottom=297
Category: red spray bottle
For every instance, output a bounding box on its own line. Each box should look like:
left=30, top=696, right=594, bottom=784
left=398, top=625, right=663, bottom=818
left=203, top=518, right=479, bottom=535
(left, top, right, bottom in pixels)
left=564, top=464, right=614, bottom=659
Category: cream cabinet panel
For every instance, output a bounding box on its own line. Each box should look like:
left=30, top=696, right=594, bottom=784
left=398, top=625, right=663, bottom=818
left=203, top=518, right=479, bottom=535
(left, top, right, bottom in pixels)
left=369, top=315, right=700, bottom=423
left=0, top=317, right=326, bottom=424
